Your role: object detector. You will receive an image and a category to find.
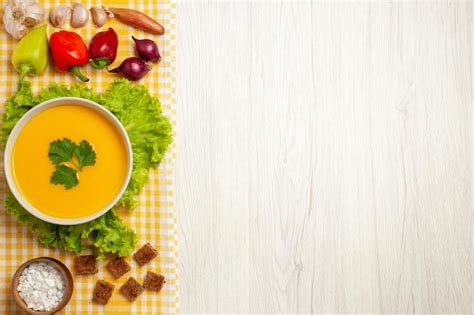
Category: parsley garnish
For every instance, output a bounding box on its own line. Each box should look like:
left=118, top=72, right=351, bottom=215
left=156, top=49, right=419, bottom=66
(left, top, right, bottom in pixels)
left=51, top=165, right=79, bottom=189
left=48, top=138, right=96, bottom=190
left=48, top=138, right=75, bottom=165
left=74, top=140, right=96, bottom=168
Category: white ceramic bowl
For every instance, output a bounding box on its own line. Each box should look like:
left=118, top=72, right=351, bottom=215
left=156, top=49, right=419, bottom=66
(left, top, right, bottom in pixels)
left=4, top=97, right=133, bottom=225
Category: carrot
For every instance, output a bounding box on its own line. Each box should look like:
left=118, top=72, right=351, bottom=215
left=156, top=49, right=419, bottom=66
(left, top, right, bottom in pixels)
left=105, top=7, right=165, bottom=35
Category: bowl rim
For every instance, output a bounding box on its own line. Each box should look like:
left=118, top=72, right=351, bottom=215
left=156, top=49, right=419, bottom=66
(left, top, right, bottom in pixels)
left=4, top=97, right=133, bottom=225
left=11, top=256, right=74, bottom=314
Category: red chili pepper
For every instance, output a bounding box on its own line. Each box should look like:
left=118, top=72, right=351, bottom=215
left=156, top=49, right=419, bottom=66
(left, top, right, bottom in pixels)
left=89, top=28, right=119, bottom=69
left=50, top=31, right=89, bottom=82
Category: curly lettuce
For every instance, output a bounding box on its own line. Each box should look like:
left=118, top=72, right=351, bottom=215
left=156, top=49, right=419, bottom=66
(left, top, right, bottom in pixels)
left=2, top=79, right=173, bottom=259
left=5, top=193, right=135, bottom=259
left=101, top=80, right=173, bottom=208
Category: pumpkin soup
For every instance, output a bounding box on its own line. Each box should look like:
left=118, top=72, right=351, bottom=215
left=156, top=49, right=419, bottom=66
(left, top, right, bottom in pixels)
left=11, top=104, right=128, bottom=219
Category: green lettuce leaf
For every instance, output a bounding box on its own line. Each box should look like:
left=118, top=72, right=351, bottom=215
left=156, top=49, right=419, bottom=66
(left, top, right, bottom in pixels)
left=1, top=80, right=38, bottom=142
left=5, top=192, right=136, bottom=259
left=100, top=79, right=173, bottom=208
left=5, top=192, right=57, bottom=246
left=1, top=79, right=172, bottom=258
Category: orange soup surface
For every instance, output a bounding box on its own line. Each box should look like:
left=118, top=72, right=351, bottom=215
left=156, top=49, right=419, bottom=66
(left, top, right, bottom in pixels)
left=11, top=104, right=128, bottom=219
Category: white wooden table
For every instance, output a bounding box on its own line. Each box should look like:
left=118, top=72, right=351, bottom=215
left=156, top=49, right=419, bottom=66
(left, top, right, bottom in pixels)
left=176, top=1, right=472, bottom=313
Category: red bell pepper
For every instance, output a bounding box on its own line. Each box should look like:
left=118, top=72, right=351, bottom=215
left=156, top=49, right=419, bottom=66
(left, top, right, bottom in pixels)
left=89, top=28, right=119, bottom=69
left=50, top=31, right=89, bottom=82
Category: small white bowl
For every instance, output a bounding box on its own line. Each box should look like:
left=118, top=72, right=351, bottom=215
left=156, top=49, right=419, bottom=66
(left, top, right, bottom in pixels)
left=4, top=97, right=133, bottom=225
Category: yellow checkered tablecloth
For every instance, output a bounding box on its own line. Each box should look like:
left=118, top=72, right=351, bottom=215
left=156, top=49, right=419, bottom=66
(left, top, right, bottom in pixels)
left=0, top=0, right=178, bottom=314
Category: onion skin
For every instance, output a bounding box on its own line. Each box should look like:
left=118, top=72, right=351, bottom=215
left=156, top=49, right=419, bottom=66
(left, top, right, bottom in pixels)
left=108, top=57, right=151, bottom=81
left=106, top=7, right=165, bottom=35
left=132, top=36, right=161, bottom=62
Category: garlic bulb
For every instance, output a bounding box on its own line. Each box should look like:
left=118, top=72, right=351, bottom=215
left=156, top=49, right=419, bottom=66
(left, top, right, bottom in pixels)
left=3, top=0, right=44, bottom=39
left=49, top=5, right=71, bottom=28
left=71, top=3, right=89, bottom=28
left=23, top=2, right=43, bottom=26
left=90, top=6, right=107, bottom=27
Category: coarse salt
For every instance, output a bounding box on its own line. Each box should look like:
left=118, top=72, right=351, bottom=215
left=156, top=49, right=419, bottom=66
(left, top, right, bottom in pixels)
left=17, top=262, right=66, bottom=311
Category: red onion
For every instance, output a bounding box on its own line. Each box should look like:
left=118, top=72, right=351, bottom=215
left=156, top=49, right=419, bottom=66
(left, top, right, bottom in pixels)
left=132, top=36, right=161, bottom=62
left=108, top=57, right=151, bottom=81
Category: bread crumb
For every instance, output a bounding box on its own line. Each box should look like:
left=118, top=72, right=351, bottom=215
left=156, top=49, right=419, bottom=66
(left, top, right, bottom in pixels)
left=133, top=243, right=158, bottom=266
left=119, top=277, right=144, bottom=302
left=143, top=271, right=165, bottom=292
left=92, top=280, right=114, bottom=305
left=106, top=257, right=131, bottom=279
left=74, top=255, right=97, bottom=275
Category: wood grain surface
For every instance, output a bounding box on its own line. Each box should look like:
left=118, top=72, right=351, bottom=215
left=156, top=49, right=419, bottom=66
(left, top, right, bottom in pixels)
left=176, top=1, right=472, bottom=313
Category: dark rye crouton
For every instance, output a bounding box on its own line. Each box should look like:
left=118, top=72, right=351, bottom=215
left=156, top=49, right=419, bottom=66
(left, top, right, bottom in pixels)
left=133, top=243, right=158, bottom=266
left=119, top=277, right=144, bottom=302
left=106, top=257, right=131, bottom=279
left=143, top=271, right=165, bottom=292
left=74, top=255, right=98, bottom=275
left=92, top=280, right=115, bottom=305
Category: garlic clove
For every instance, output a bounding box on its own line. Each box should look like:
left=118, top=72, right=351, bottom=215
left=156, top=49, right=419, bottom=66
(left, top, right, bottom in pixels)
left=102, top=6, right=114, bottom=18
left=5, top=19, right=28, bottom=39
left=90, top=6, right=107, bottom=28
left=24, top=2, right=44, bottom=26
left=71, top=2, right=89, bottom=28
left=49, top=5, right=71, bottom=28
left=3, top=2, right=25, bottom=39
left=8, top=0, right=22, bottom=10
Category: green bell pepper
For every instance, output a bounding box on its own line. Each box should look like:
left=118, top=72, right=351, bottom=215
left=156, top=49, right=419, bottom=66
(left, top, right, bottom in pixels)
left=11, top=24, right=48, bottom=81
